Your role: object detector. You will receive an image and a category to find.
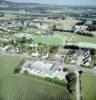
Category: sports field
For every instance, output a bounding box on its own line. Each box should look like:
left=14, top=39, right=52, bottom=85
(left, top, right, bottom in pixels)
left=81, top=73, right=96, bottom=100
left=34, top=34, right=63, bottom=46
left=14, top=29, right=96, bottom=47
left=0, top=55, right=71, bottom=100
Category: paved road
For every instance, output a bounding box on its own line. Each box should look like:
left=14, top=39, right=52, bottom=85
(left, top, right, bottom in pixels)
left=75, top=71, right=80, bottom=100
left=64, top=64, right=94, bottom=73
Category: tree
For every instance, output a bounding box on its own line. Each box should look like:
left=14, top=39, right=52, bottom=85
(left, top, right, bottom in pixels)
left=21, top=36, right=26, bottom=44
left=79, top=70, right=83, bottom=76
left=63, top=68, right=68, bottom=72
left=21, top=43, right=26, bottom=52
left=19, top=26, right=23, bottom=31
left=2, top=40, right=9, bottom=46
left=14, top=68, right=21, bottom=74
left=78, top=70, right=83, bottom=91
left=18, top=36, right=27, bottom=52
left=92, top=20, right=96, bottom=25
left=16, top=44, right=22, bottom=53
left=37, top=43, right=48, bottom=59
left=37, top=44, right=44, bottom=58
left=27, top=38, right=33, bottom=43
left=66, top=72, right=76, bottom=94
left=9, top=40, right=17, bottom=47
left=49, top=46, right=59, bottom=53
left=52, top=24, right=57, bottom=31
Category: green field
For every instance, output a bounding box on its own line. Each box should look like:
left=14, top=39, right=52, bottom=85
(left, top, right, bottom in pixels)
left=0, top=55, right=71, bottom=100
left=23, top=28, right=63, bottom=46
left=14, top=33, right=63, bottom=46
left=55, top=31, right=75, bottom=39
left=72, top=35, right=96, bottom=44
left=81, top=73, right=96, bottom=100
left=34, top=35, right=63, bottom=46
left=55, top=31, right=96, bottom=49
left=55, top=31, right=96, bottom=44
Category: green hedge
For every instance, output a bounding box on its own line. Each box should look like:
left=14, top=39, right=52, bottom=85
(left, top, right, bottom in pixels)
left=14, top=58, right=25, bottom=74
left=45, top=77, right=66, bottom=86
left=80, top=64, right=91, bottom=68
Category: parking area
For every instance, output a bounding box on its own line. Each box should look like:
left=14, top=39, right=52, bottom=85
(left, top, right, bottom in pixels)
left=64, top=49, right=78, bottom=64
left=64, top=48, right=94, bottom=68
left=79, top=49, right=93, bottom=68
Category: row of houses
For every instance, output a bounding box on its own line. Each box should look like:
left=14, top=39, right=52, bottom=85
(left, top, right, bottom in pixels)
left=0, top=19, right=49, bottom=31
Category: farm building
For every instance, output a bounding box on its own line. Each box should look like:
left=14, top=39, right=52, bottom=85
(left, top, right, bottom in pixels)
left=22, top=61, right=68, bottom=80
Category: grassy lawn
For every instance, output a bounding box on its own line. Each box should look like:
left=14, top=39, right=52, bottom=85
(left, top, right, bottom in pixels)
left=34, top=35, right=63, bottom=46
left=0, top=55, right=72, bottom=100
left=81, top=73, right=96, bottom=100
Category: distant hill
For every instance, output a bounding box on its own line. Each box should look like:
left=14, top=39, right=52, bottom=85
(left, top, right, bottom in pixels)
left=0, top=0, right=95, bottom=11
left=0, top=0, right=41, bottom=9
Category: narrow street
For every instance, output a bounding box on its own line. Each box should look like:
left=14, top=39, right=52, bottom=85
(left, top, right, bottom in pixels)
left=75, top=71, right=81, bottom=100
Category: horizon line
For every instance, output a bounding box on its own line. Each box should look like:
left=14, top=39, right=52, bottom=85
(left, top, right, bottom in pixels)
left=5, top=0, right=96, bottom=7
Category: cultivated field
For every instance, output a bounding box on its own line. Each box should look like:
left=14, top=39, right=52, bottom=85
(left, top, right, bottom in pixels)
left=81, top=73, right=96, bottom=100
left=44, top=17, right=80, bottom=26
left=0, top=55, right=71, bottom=100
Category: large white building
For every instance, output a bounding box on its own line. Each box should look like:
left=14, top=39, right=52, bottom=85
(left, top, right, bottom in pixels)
left=22, top=61, right=68, bottom=80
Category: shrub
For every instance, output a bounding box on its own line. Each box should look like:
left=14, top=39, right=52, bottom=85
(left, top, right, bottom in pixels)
left=14, top=59, right=25, bottom=74
left=65, top=72, right=76, bottom=94
left=14, top=67, right=21, bottom=74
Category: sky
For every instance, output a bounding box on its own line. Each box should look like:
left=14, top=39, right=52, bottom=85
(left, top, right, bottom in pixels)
left=7, top=0, right=96, bottom=6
